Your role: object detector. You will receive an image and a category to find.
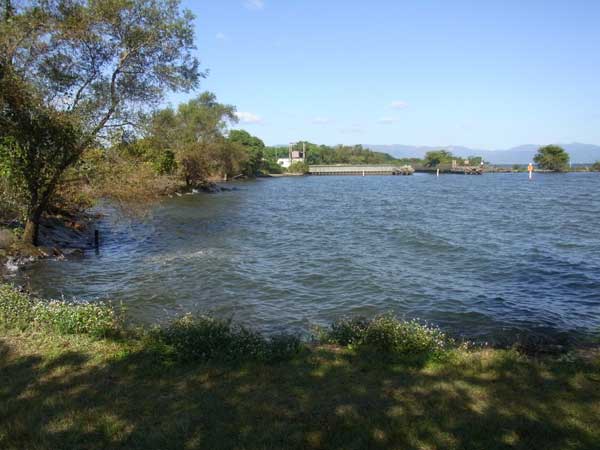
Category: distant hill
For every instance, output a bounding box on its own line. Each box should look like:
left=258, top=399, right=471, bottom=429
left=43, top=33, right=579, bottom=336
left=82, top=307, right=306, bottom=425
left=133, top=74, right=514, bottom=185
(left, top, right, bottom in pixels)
left=365, top=143, right=600, bottom=164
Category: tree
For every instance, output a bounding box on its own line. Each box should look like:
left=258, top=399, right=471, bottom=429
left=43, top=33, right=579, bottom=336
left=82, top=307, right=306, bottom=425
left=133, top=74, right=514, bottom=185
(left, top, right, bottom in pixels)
left=0, top=0, right=201, bottom=244
left=0, top=69, right=82, bottom=244
left=424, top=150, right=453, bottom=167
left=146, top=93, right=245, bottom=185
left=533, top=145, right=570, bottom=172
left=228, top=130, right=265, bottom=176
left=591, top=161, right=600, bottom=172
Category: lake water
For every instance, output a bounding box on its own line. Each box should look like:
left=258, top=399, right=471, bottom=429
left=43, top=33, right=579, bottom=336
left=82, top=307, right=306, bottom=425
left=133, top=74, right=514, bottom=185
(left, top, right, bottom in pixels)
left=12, top=173, right=600, bottom=344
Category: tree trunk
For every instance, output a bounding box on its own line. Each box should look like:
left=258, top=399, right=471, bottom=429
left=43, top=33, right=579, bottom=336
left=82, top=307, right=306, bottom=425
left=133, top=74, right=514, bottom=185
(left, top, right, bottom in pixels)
left=22, top=207, right=43, bottom=246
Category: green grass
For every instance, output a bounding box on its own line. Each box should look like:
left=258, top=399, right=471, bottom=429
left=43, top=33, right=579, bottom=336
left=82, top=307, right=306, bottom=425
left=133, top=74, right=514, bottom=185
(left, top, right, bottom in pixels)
left=1, top=284, right=600, bottom=449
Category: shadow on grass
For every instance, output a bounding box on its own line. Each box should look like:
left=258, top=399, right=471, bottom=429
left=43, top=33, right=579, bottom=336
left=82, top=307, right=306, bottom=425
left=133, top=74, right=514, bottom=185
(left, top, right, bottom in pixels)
left=1, top=337, right=599, bottom=450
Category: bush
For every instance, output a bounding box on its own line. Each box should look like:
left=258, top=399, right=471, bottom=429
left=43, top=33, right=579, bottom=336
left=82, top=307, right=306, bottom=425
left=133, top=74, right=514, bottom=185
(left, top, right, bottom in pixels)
left=363, top=316, right=450, bottom=355
left=2, top=284, right=451, bottom=362
left=592, top=161, right=600, bottom=172
left=287, top=161, right=309, bottom=174
left=0, top=284, right=121, bottom=337
left=158, top=314, right=301, bottom=363
left=321, top=315, right=451, bottom=357
left=321, top=316, right=370, bottom=346
left=262, top=159, right=284, bottom=174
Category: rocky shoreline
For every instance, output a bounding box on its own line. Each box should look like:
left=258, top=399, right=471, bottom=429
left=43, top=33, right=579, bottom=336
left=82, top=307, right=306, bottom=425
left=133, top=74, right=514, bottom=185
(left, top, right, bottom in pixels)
left=0, top=212, right=98, bottom=275
left=0, top=183, right=239, bottom=274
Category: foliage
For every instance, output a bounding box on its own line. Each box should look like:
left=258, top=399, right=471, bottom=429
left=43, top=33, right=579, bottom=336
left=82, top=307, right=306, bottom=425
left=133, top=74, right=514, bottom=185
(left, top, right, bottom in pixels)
left=0, top=163, right=21, bottom=223
left=362, top=315, right=450, bottom=356
left=262, top=159, right=284, bottom=174
left=423, top=150, right=484, bottom=168
left=424, top=150, right=454, bottom=167
left=287, top=161, right=309, bottom=174
left=322, top=315, right=452, bottom=357
left=228, top=129, right=265, bottom=176
left=534, top=145, right=570, bottom=172
left=262, top=143, right=396, bottom=168
left=2, top=0, right=201, bottom=137
left=0, top=284, right=120, bottom=337
left=320, top=316, right=371, bottom=346
left=0, top=0, right=201, bottom=244
left=158, top=314, right=301, bottom=363
left=144, top=93, right=249, bottom=185
left=83, top=151, right=180, bottom=211
left=0, top=70, right=83, bottom=243
left=591, top=161, right=600, bottom=172
left=301, top=143, right=395, bottom=165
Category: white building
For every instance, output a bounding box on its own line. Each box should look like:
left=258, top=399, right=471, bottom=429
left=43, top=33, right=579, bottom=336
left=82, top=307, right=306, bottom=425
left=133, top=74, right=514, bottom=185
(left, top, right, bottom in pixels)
left=277, top=142, right=306, bottom=168
left=277, top=157, right=292, bottom=168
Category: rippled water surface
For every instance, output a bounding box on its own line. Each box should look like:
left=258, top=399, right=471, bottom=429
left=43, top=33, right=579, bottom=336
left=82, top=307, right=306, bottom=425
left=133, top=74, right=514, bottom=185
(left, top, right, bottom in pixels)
left=13, top=173, right=600, bottom=342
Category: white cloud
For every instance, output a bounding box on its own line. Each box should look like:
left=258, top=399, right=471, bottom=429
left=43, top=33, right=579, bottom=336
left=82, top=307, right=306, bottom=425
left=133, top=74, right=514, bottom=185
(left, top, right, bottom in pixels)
left=312, top=117, right=332, bottom=125
left=235, top=111, right=263, bottom=124
left=377, top=117, right=399, bottom=125
left=391, top=100, right=408, bottom=109
left=244, top=0, right=264, bottom=10
left=216, top=32, right=227, bottom=41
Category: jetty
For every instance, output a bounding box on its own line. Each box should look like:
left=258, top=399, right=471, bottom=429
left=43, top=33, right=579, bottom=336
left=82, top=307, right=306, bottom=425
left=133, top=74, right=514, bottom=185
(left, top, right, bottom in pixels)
left=412, top=164, right=484, bottom=175
left=308, top=164, right=414, bottom=176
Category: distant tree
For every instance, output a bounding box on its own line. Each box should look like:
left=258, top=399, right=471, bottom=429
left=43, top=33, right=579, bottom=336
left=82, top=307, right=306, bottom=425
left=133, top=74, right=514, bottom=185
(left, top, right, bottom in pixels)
left=533, top=145, right=570, bottom=172
left=146, top=93, right=245, bottom=185
left=0, top=0, right=201, bottom=244
left=228, top=130, right=265, bottom=176
left=591, top=161, right=600, bottom=172
left=424, top=150, right=453, bottom=167
left=467, top=156, right=483, bottom=166
left=304, top=143, right=394, bottom=165
left=287, top=161, right=309, bottom=174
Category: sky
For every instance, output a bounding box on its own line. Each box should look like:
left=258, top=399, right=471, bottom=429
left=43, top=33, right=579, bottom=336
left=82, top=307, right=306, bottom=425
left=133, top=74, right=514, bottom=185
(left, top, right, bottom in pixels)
left=170, top=0, right=600, bottom=149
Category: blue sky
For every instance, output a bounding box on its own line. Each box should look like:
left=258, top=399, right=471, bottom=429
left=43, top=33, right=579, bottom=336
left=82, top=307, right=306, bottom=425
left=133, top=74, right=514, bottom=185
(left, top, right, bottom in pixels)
left=171, top=0, right=600, bottom=149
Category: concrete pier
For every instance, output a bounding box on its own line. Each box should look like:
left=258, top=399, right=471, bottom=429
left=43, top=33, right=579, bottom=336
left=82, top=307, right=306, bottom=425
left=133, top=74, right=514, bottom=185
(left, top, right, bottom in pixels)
left=308, top=165, right=414, bottom=176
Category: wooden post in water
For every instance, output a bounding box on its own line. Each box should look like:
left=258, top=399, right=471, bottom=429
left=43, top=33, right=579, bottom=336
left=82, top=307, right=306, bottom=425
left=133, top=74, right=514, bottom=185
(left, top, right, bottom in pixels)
left=94, top=229, right=100, bottom=253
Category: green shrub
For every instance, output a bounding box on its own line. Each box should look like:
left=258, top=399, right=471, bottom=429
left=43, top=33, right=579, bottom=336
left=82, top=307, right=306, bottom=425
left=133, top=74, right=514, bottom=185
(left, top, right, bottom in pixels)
left=0, top=284, right=121, bottom=337
left=0, top=284, right=35, bottom=330
left=264, top=333, right=303, bottom=362
left=287, top=161, right=309, bottom=174
left=322, top=315, right=451, bottom=357
left=159, top=314, right=301, bottom=363
left=321, top=316, right=370, bottom=346
left=262, top=159, right=284, bottom=174
left=363, top=316, right=450, bottom=355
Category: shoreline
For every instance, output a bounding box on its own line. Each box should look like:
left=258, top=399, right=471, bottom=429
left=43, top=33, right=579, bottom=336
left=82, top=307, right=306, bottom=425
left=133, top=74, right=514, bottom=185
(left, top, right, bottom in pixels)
left=1, top=283, right=599, bottom=449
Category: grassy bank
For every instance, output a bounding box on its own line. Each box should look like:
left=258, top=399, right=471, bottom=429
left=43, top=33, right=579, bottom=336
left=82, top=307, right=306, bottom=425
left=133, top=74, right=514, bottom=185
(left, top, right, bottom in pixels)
left=1, top=285, right=600, bottom=449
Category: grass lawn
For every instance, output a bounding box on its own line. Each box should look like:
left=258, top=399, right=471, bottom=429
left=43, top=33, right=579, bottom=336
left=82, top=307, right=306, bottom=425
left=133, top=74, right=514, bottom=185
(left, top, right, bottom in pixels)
left=1, top=330, right=599, bottom=450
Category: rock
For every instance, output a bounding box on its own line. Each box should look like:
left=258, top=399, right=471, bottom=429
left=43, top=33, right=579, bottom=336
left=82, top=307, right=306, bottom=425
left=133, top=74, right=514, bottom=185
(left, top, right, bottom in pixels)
left=63, top=248, right=85, bottom=257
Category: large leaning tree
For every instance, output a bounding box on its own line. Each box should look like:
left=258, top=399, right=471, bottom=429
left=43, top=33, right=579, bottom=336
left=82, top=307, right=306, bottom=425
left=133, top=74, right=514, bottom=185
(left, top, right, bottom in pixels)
left=533, top=145, right=570, bottom=172
left=0, top=0, right=202, bottom=245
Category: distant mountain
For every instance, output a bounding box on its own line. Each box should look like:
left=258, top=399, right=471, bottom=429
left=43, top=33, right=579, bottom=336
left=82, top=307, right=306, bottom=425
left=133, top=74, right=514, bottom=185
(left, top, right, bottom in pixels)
left=366, top=143, right=600, bottom=164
